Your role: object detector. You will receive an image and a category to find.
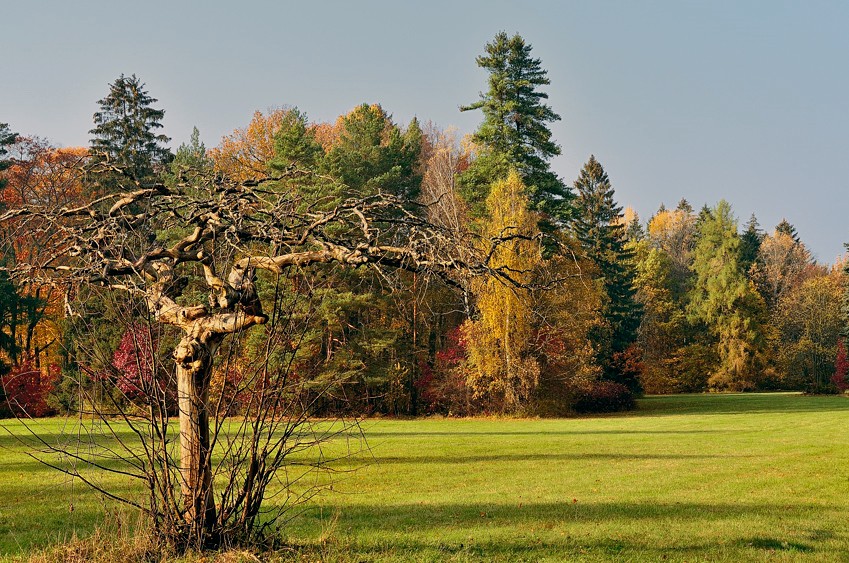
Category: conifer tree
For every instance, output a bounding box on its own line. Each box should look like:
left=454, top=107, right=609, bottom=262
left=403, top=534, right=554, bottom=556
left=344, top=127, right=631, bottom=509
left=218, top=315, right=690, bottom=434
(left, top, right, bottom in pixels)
left=167, top=127, right=213, bottom=185
left=0, top=123, right=16, bottom=193
left=89, top=74, right=172, bottom=192
left=460, top=32, right=570, bottom=220
left=739, top=213, right=764, bottom=274
left=572, top=155, right=641, bottom=389
left=775, top=218, right=800, bottom=243
left=323, top=104, right=421, bottom=201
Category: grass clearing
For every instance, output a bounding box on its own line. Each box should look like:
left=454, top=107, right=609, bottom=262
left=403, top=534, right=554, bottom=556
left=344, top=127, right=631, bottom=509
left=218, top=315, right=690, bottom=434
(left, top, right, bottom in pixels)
left=2, top=393, right=849, bottom=561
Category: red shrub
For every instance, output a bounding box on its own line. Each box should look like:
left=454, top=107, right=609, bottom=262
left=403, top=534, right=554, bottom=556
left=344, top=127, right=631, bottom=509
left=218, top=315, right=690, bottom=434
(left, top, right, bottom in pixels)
left=1, top=355, right=59, bottom=417
left=111, top=325, right=175, bottom=408
left=414, top=324, right=471, bottom=414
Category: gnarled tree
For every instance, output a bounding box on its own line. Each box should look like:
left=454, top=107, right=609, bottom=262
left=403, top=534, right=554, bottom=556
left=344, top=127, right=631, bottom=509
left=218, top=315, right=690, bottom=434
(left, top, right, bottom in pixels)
left=0, top=161, right=510, bottom=549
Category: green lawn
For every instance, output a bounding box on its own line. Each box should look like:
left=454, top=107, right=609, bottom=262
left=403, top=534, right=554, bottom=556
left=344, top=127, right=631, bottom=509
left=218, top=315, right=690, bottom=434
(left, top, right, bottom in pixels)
left=2, top=393, right=849, bottom=561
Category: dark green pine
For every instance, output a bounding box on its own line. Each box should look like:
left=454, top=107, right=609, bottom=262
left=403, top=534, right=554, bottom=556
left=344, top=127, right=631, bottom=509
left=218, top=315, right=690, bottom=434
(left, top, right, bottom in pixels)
left=572, top=155, right=642, bottom=390
left=0, top=123, right=16, bottom=194
left=460, top=32, right=571, bottom=222
left=88, top=74, right=172, bottom=192
left=739, top=213, right=764, bottom=275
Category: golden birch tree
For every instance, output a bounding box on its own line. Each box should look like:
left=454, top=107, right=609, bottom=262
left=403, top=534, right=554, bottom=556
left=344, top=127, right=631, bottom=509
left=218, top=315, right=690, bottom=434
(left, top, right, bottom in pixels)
left=466, top=170, right=541, bottom=411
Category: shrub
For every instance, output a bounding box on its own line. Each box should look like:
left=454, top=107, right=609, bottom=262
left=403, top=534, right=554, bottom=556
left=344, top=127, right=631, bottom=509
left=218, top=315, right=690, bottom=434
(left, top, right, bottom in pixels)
left=571, top=380, right=635, bottom=414
left=0, top=355, right=59, bottom=417
left=415, top=324, right=471, bottom=415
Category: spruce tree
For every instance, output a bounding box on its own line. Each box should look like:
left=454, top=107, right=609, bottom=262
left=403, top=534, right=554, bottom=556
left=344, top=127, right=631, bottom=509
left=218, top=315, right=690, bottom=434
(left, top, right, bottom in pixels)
left=775, top=218, right=800, bottom=243
left=0, top=123, right=16, bottom=193
left=89, top=74, right=172, bottom=192
left=739, top=213, right=764, bottom=274
left=572, top=155, right=642, bottom=389
left=460, top=32, right=570, bottom=221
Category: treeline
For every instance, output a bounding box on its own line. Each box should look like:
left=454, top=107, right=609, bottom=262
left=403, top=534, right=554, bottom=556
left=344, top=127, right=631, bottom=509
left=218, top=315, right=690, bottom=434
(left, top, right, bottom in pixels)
left=1, top=32, right=847, bottom=418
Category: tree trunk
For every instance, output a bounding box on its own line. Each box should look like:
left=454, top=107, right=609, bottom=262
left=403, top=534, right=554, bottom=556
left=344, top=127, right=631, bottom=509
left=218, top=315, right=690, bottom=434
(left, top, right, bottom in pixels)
left=175, top=336, right=217, bottom=544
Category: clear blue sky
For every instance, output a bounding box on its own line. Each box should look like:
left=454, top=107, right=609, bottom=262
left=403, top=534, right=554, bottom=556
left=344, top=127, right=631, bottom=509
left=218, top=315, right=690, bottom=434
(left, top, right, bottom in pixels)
left=2, top=1, right=847, bottom=261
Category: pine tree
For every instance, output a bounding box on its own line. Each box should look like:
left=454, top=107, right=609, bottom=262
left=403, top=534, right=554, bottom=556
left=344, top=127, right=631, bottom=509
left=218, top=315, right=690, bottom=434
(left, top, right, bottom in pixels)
left=167, top=127, right=213, bottom=184
left=739, top=213, right=764, bottom=274
left=459, top=32, right=570, bottom=221
left=323, top=104, right=421, bottom=201
left=775, top=218, right=801, bottom=243
left=89, top=74, right=172, bottom=192
left=0, top=123, right=16, bottom=193
left=572, top=155, right=642, bottom=389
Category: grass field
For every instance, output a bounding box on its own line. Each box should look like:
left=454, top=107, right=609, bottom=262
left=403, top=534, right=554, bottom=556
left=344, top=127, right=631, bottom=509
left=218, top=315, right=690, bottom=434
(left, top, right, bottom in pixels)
left=2, top=393, right=849, bottom=561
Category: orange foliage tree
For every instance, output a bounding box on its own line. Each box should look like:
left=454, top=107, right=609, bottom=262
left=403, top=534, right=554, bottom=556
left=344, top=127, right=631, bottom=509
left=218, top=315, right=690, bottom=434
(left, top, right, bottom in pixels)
left=0, top=137, right=87, bottom=366
left=209, top=109, right=292, bottom=182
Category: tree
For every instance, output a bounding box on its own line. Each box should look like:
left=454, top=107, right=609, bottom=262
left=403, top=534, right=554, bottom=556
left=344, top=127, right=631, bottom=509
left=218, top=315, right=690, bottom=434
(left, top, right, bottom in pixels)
left=0, top=123, right=16, bottom=193
left=750, top=228, right=814, bottom=309
left=88, top=74, right=172, bottom=192
left=209, top=108, right=292, bottom=182
left=0, top=137, right=87, bottom=368
left=631, top=240, right=690, bottom=393
left=465, top=170, right=541, bottom=411
left=572, top=156, right=641, bottom=390
left=646, top=204, right=697, bottom=298
left=322, top=104, right=422, bottom=201
left=459, top=32, right=570, bottom=220
left=775, top=218, right=800, bottom=243
left=1, top=159, right=514, bottom=549
left=169, top=127, right=213, bottom=179
left=774, top=272, right=844, bottom=391
left=688, top=201, right=765, bottom=389
left=739, top=213, right=764, bottom=275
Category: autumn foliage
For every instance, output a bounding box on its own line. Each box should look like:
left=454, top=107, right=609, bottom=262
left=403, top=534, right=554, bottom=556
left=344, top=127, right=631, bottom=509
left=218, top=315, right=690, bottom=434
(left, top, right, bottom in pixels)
left=0, top=355, right=59, bottom=417
left=832, top=338, right=849, bottom=392
left=109, top=325, right=175, bottom=409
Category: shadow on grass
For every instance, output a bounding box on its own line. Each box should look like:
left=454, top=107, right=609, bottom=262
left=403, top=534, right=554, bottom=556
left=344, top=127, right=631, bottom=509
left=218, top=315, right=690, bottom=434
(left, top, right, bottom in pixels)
left=296, top=500, right=844, bottom=558
left=370, top=451, right=740, bottom=465
left=358, top=429, right=726, bottom=438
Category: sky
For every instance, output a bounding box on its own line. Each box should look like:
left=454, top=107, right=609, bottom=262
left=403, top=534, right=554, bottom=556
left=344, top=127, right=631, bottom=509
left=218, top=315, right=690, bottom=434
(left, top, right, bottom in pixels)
left=2, top=1, right=848, bottom=262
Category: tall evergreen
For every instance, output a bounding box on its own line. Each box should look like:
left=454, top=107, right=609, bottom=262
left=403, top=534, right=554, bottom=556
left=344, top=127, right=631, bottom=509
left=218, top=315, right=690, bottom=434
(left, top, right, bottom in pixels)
left=739, top=213, right=764, bottom=274
left=459, top=32, right=570, bottom=221
left=572, top=156, right=642, bottom=389
left=89, top=74, right=172, bottom=192
left=775, top=218, right=800, bottom=243
left=0, top=123, right=16, bottom=194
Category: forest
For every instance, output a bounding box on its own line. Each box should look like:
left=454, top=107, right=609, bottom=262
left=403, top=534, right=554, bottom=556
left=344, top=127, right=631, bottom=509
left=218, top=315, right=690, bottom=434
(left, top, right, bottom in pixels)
left=1, top=32, right=847, bottom=424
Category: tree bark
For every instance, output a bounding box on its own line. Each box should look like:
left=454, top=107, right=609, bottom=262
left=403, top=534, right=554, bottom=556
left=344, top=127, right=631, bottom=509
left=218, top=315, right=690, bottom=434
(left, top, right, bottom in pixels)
left=175, top=334, right=218, bottom=542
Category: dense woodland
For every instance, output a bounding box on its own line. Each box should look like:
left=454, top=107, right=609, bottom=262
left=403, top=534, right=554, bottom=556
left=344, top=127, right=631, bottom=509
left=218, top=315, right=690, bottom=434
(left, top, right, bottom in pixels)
left=1, top=32, right=848, bottom=420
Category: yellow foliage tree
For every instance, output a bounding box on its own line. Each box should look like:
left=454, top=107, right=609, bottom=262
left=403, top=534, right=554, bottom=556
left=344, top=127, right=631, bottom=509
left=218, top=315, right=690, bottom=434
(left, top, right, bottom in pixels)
left=466, top=170, right=541, bottom=411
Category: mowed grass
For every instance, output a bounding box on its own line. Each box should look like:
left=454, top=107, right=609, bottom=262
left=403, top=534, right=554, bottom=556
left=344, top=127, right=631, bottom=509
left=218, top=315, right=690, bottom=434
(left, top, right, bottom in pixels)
left=2, top=393, right=849, bottom=561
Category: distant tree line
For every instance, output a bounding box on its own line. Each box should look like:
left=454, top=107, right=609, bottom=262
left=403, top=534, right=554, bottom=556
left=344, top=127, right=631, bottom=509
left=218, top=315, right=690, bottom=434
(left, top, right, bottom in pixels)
left=1, top=33, right=848, bottom=423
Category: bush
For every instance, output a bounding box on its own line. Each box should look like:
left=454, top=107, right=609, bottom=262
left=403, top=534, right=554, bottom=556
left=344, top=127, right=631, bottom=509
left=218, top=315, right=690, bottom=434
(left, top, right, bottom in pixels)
left=571, top=381, right=635, bottom=414
left=0, top=355, right=59, bottom=417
